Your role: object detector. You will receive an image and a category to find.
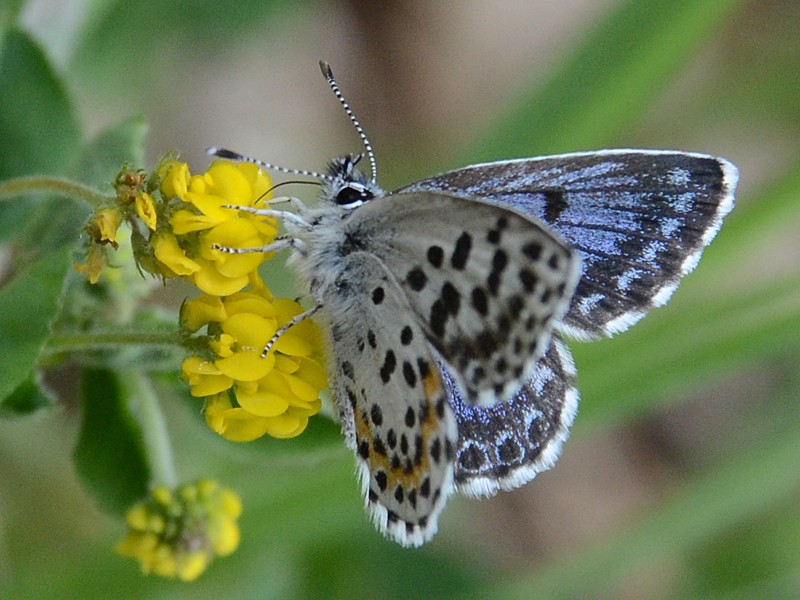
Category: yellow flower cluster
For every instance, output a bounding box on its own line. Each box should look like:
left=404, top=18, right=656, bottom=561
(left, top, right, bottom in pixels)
left=79, top=159, right=277, bottom=292
left=78, top=157, right=328, bottom=441
left=181, top=288, right=326, bottom=441
left=116, top=479, right=241, bottom=581
left=80, top=157, right=330, bottom=578
left=152, top=160, right=278, bottom=295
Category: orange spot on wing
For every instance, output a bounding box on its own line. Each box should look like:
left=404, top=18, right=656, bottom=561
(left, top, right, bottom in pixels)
left=355, top=368, right=447, bottom=493
left=421, top=368, right=442, bottom=398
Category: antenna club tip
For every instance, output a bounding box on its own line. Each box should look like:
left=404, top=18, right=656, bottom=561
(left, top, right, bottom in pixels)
left=207, top=147, right=240, bottom=160
left=319, top=60, right=334, bottom=80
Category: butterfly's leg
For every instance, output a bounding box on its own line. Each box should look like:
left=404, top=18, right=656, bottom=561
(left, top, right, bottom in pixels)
left=221, top=204, right=312, bottom=228
left=257, top=196, right=310, bottom=213
left=261, top=303, right=322, bottom=357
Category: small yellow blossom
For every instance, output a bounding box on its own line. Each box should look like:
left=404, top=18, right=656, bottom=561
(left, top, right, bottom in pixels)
left=189, top=256, right=252, bottom=296
left=157, top=160, right=278, bottom=295
left=159, top=160, right=190, bottom=200
left=180, top=294, right=226, bottom=333
left=181, top=357, right=233, bottom=397
left=135, top=192, right=158, bottom=230
left=116, top=479, right=242, bottom=581
left=152, top=232, right=200, bottom=277
left=86, top=206, right=124, bottom=248
left=74, top=244, right=107, bottom=284
left=80, top=157, right=276, bottom=296
left=169, top=209, right=216, bottom=234
left=181, top=286, right=326, bottom=441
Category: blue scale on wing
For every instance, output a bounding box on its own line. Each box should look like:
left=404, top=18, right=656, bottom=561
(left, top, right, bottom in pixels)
left=441, top=338, right=579, bottom=498
left=396, top=150, right=737, bottom=340
left=352, top=191, right=580, bottom=407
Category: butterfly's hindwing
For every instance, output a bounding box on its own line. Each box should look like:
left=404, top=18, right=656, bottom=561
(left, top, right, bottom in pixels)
left=346, top=191, right=581, bottom=407
left=396, top=150, right=737, bottom=339
left=444, top=338, right=578, bottom=497
left=323, top=251, right=458, bottom=547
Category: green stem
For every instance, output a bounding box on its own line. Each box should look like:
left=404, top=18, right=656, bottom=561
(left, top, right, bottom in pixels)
left=44, top=331, right=183, bottom=354
left=0, top=175, right=112, bottom=209
left=125, top=372, right=178, bottom=489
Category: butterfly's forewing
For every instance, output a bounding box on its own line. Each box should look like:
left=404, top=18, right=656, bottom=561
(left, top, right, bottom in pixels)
left=351, top=191, right=581, bottom=407
left=324, top=250, right=458, bottom=547
left=397, top=150, right=738, bottom=339
left=443, top=338, right=579, bottom=497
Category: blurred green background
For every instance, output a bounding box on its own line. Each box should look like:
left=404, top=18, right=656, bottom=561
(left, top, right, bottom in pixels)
left=1, top=0, right=799, bottom=598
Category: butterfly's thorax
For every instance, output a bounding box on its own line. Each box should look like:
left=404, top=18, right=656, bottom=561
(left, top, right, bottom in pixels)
left=286, top=203, right=375, bottom=303
left=285, top=156, right=387, bottom=307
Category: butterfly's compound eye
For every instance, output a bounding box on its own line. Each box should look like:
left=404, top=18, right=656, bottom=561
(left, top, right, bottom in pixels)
left=335, top=184, right=373, bottom=206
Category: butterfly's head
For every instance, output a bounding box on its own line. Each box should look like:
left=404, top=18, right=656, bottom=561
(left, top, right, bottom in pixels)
left=323, top=154, right=384, bottom=208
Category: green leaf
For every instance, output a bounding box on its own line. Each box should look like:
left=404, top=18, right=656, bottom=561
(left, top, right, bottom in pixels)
left=0, top=375, right=53, bottom=416
left=0, top=28, right=80, bottom=179
left=298, top=534, right=482, bottom=599
left=69, top=116, right=148, bottom=188
left=0, top=247, right=70, bottom=405
left=0, top=27, right=81, bottom=243
left=5, top=117, right=146, bottom=267
left=73, top=369, right=150, bottom=516
left=689, top=501, right=800, bottom=597
left=0, top=2, right=25, bottom=62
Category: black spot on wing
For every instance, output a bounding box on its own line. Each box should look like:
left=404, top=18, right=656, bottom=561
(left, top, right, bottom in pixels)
left=451, top=232, right=472, bottom=270
left=441, top=282, right=460, bottom=316
left=406, top=267, right=428, bottom=291
left=542, top=189, right=568, bottom=223
left=522, top=241, right=542, bottom=261
left=430, top=299, right=449, bottom=338
left=427, top=245, right=444, bottom=268
left=380, top=350, right=397, bottom=383
left=471, top=286, right=488, bottom=316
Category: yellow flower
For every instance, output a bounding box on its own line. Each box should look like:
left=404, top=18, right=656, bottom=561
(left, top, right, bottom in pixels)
left=181, top=287, right=327, bottom=441
left=74, top=244, right=107, bottom=284
left=159, top=160, right=190, bottom=200
left=135, top=193, right=158, bottom=230
left=116, top=479, right=242, bottom=581
left=202, top=218, right=268, bottom=278
left=90, top=207, right=124, bottom=247
left=181, top=357, right=233, bottom=397
left=152, top=232, right=200, bottom=277
left=204, top=392, right=273, bottom=442
left=169, top=209, right=217, bottom=235
left=82, top=156, right=278, bottom=297
left=180, top=294, right=226, bottom=333
left=154, top=159, right=278, bottom=295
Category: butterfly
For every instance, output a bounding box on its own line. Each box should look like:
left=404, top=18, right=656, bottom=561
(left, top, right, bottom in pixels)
left=210, top=61, right=738, bottom=547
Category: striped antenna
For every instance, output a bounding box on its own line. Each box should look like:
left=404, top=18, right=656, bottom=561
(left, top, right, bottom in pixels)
left=319, top=61, right=378, bottom=185
left=207, top=147, right=334, bottom=182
